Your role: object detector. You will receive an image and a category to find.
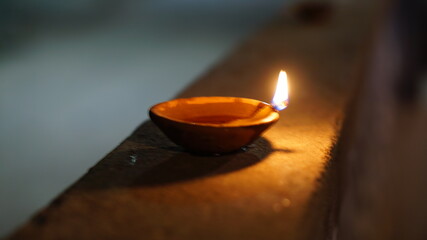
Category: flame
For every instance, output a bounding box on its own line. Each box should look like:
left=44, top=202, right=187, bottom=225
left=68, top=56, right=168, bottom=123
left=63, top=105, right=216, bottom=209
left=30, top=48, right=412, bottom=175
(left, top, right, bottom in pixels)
left=272, top=70, right=289, bottom=111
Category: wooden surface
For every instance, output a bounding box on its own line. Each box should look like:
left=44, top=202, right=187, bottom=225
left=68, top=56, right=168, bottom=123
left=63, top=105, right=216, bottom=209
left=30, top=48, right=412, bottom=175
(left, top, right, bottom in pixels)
left=7, top=2, right=379, bottom=240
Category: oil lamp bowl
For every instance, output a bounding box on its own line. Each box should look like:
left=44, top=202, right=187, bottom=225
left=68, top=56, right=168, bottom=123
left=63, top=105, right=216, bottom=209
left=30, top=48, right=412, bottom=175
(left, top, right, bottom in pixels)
left=149, top=96, right=279, bottom=154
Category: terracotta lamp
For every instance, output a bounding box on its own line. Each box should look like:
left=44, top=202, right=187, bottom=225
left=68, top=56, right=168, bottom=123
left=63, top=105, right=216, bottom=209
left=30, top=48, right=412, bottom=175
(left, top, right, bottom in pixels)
left=149, top=71, right=289, bottom=154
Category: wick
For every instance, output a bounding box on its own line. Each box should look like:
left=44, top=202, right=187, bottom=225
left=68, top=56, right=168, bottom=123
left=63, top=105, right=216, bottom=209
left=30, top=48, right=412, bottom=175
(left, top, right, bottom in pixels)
left=246, top=103, right=267, bottom=118
left=271, top=100, right=289, bottom=111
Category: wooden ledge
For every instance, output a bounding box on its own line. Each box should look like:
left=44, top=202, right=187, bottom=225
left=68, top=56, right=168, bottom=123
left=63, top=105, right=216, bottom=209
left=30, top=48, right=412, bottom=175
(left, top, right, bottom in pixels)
left=7, top=2, right=380, bottom=240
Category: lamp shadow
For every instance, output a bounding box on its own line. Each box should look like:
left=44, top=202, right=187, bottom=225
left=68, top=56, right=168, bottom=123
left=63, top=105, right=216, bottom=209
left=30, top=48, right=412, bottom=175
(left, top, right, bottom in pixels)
left=129, top=120, right=274, bottom=187
left=133, top=149, right=263, bottom=186
left=77, top=121, right=290, bottom=190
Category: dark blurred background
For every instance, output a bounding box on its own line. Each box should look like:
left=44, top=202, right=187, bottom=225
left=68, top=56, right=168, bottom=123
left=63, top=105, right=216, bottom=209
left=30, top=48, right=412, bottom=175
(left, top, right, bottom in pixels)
left=0, top=0, right=291, bottom=236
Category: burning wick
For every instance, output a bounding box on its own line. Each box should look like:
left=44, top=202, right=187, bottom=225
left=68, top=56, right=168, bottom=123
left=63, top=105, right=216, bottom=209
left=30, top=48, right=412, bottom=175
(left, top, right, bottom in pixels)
left=271, top=70, right=289, bottom=111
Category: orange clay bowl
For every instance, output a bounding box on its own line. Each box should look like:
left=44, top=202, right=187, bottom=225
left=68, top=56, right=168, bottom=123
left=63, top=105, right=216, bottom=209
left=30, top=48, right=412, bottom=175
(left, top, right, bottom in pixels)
left=149, top=96, right=279, bottom=154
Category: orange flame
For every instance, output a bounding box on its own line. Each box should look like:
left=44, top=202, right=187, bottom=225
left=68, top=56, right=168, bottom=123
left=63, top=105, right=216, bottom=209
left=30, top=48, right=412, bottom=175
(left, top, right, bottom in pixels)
left=272, top=70, right=289, bottom=111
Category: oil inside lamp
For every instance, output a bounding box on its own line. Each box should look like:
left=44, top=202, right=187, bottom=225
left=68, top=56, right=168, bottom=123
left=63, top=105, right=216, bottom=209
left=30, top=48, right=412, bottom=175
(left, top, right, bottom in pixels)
left=149, top=70, right=289, bottom=154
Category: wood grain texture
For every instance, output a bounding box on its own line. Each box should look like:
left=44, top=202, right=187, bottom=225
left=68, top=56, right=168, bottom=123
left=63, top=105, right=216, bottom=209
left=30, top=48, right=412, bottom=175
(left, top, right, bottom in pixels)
left=7, top=2, right=379, bottom=240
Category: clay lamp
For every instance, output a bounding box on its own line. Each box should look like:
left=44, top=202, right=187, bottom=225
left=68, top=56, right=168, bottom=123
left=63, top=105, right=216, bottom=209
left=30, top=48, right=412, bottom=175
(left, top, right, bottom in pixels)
left=149, top=70, right=289, bottom=154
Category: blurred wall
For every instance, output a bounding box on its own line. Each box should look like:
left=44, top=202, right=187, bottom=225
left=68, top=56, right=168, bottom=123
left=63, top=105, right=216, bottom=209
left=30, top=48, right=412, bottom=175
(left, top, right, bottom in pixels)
left=0, top=0, right=289, bottom=236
